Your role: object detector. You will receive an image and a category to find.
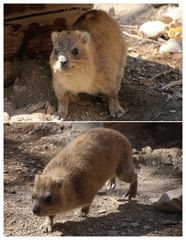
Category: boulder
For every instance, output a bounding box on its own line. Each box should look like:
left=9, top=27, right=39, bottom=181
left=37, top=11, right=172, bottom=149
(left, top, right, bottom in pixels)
left=150, top=187, right=182, bottom=213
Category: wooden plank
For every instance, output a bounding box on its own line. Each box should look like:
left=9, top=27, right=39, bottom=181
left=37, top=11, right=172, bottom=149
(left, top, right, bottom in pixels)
left=4, top=4, right=93, bottom=87
left=4, top=4, right=93, bottom=60
left=4, top=4, right=93, bottom=20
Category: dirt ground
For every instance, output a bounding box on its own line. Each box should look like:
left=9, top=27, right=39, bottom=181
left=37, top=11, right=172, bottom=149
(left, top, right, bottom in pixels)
left=4, top=123, right=182, bottom=236
left=4, top=4, right=182, bottom=121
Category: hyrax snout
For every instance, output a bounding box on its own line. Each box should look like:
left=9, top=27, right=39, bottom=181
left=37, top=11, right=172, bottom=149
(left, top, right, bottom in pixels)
left=50, top=10, right=127, bottom=119
left=32, top=128, right=137, bottom=233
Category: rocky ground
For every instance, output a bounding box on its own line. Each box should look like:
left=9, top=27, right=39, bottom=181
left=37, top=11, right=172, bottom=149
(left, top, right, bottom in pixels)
left=4, top=4, right=182, bottom=122
left=4, top=123, right=182, bottom=236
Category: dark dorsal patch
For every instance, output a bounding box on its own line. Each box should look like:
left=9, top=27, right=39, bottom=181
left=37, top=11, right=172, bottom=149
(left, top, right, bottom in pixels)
left=72, top=173, right=87, bottom=200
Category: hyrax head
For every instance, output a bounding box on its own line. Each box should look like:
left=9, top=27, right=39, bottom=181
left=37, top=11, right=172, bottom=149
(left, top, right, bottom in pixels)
left=32, top=174, right=64, bottom=216
left=50, top=30, right=91, bottom=72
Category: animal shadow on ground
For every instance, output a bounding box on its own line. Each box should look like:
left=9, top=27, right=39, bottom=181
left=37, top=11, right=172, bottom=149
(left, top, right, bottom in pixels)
left=52, top=201, right=182, bottom=236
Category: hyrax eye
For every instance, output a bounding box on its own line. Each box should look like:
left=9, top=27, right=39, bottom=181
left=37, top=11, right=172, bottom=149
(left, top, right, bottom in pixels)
left=44, top=195, right=53, bottom=203
left=32, top=193, right=37, bottom=200
left=71, top=48, right=79, bottom=55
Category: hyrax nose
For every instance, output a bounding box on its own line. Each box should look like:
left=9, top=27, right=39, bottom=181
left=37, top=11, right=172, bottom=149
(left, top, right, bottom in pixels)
left=58, top=55, right=68, bottom=67
left=33, top=206, right=40, bottom=215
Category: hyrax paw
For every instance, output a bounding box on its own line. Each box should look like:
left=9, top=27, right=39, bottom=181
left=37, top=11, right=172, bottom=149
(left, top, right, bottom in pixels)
left=75, top=208, right=89, bottom=218
left=40, top=222, right=53, bottom=233
left=125, top=190, right=136, bottom=200
left=52, top=111, right=66, bottom=120
left=110, top=106, right=125, bottom=118
left=126, top=181, right=137, bottom=200
left=106, top=178, right=116, bottom=191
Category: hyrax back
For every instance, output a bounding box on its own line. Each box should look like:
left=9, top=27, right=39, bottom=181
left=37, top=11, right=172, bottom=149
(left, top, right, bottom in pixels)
left=32, top=128, right=137, bottom=232
left=50, top=10, right=127, bottom=119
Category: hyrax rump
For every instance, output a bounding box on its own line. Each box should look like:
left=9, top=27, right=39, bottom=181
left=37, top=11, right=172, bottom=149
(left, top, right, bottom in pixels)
left=32, top=128, right=137, bottom=233
left=50, top=10, right=127, bottom=119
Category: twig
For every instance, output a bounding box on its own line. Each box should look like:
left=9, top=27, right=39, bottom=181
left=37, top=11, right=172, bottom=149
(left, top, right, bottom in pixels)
left=108, top=196, right=120, bottom=205
left=149, top=69, right=175, bottom=81
left=122, top=30, right=161, bottom=45
left=162, top=79, right=182, bottom=90
left=120, top=24, right=138, bottom=29
left=152, top=113, right=162, bottom=120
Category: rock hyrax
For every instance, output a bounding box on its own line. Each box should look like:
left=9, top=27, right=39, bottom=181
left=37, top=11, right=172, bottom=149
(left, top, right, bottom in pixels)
left=32, top=128, right=137, bottom=233
left=50, top=10, right=127, bottom=119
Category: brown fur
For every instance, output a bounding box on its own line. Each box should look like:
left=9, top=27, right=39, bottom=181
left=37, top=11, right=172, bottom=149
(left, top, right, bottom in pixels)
left=32, top=128, right=137, bottom=233
left=50, top=10, right=127, bottom=119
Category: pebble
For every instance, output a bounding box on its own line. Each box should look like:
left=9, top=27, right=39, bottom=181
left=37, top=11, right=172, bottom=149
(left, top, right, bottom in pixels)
left=143, top=225, right=151, bottom=230
left=138, top=21, right=166, bottom=39
left=108, top=230, right=118, bottom=236
left=4, top=112, right=10, bottom=122
left=120, top=222, right=128, bottom=228
left=159, top=39, right=182, bottom=54
left=169, top=109, right=176, bottom=113
left=97, top=209, right=107, bottom=214
left=130, top=222, right=140, bottom=227
left=162, top=220, right=176, bottom=225
left=142, top=146, right=152, bottom=154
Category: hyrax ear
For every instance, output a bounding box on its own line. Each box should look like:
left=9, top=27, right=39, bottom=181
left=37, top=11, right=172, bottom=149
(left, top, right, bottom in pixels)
left=79, top=31, right=90, bottom=44
left=51, top=31, right=60, bottom=45
left=35, top=174, right=41, bottom=183
left=55, top=177, right=64, bottom=187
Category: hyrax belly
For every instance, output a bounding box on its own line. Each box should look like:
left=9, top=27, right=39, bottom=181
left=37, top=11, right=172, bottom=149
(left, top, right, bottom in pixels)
left=32, top=128, right=137, bottom=233
left=50, top=10, right=127, bottom=119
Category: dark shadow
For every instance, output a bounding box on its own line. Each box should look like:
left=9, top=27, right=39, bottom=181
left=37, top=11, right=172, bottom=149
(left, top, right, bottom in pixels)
left=52, top=202, right=182, bottom=236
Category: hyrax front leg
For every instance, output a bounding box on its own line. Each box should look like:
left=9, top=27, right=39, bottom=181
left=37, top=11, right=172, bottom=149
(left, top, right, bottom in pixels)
left=108, top=92, right=124, bottom=118
left=40, top=216, right=55, bottom=233
left=56, top=92, right=71, bottom=119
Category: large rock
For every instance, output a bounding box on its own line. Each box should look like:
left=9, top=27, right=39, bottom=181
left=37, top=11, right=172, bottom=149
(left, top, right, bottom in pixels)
left=150, top=187, right=182, bottom=213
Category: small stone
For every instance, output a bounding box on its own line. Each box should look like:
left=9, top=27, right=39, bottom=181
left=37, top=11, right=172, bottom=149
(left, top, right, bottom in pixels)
left=97, top=209, right=106, bottom=214
left=4, top=112, right=10, bottom=122
left=132, top=148, right=138, bottom=154
left=10, top=190, right=16, bottom=194
left=162, top=220, right=176, bottom=225
left=143, top=225, right=151, bottom=230
left=138, top=21, right=166, bottom=39
left=151, top=187, right=182, bottom=213
left=120, top=222, right=128, bottom=228
left=127, top=229, right=133, bottom=234
left=9, top=220, right=16, bottom=225
left=108, top=230, right=118, bottom=236
left=159, top=39, right=182, bottom=54
left=142, top=146, right=152, bottom=154
left=130, top=222, right=140, bottom=227
left=169, top=109, right=176, bottom=113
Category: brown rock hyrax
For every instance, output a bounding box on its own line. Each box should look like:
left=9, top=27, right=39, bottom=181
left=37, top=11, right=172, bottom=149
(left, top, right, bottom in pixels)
left=32, top=128, right=137, bottom=233
left=50, top=10, right=127, bottom=119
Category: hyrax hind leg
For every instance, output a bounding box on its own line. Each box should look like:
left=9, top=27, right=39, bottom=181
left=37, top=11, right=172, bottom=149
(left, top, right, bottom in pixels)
left=116, top=162, right=138, bottom=200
